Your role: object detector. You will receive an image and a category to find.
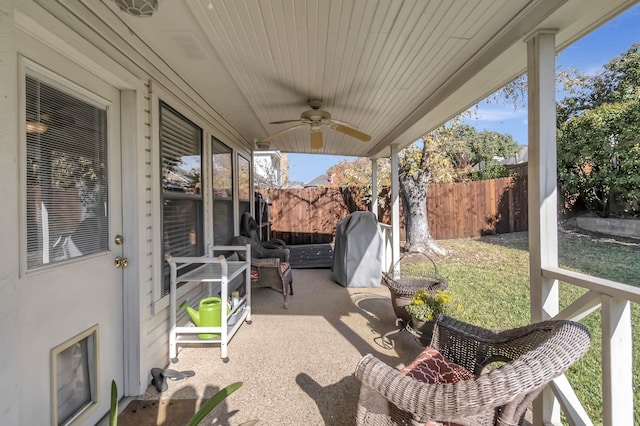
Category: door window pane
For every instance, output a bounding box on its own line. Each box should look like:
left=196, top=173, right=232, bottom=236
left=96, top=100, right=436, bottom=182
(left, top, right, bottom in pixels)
left=25, top=75, right=109, bottom=269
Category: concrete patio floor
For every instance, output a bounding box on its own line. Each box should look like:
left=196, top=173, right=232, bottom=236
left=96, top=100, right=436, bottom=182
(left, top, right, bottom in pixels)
left=120, top=269, right=423, bottom=425
left=116, top=268, right=533, bottom=425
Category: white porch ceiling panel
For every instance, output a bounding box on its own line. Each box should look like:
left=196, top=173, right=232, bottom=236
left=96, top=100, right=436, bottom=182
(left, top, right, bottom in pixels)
left=188, top=0, right=528, bottom=156
left=105, top=0, right=639, bottom=158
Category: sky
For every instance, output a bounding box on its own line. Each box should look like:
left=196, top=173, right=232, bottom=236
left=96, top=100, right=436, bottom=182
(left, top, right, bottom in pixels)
left=287, top=3, right=640, bottom=184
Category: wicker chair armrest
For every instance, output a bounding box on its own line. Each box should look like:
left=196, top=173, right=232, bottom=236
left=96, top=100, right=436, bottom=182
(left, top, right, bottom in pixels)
left=260, top=238, right=287, bottom=249
left=255, top=247, right=290, bottom=262
left=231, top=235, right=290, bottom=262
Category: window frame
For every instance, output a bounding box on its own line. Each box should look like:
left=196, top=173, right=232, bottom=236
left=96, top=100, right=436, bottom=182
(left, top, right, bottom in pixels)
left=150, top=89, right=254, bottom=311
left=158, top=101, right=205, bottom=297
left=20, top=61, right=115, bottom=276
left=151, top=92, right=208, bottom=310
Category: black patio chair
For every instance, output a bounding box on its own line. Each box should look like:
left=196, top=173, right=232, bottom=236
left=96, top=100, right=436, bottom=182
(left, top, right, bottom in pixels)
left=240, top=212, right=287, bottom=249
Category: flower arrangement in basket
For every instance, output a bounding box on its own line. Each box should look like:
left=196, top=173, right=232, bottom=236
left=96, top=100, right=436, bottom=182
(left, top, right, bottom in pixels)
left=405, top=289, right=461, bottom=345
left=405, top=289, right=462, bottom=322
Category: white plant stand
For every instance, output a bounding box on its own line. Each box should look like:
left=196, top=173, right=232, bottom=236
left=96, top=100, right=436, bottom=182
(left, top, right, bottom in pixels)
left=166, top=244, right=251, bottom=362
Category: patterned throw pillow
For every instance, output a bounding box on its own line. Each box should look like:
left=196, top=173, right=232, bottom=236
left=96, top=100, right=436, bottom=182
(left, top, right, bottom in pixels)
left=400, top=346, right=474, bottom=426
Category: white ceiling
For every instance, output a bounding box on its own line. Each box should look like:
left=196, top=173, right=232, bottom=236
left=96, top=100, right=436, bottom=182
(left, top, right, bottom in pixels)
left=107, top=0, right=638, bottom=158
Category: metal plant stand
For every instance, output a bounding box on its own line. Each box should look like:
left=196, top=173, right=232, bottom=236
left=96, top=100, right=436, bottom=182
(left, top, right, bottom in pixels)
left=378, top=318, right=431, bottom=349
left=379, top=252, right=448, bottom=349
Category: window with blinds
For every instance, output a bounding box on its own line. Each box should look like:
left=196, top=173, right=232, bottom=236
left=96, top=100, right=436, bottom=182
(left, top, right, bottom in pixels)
left=212, top=138, right=233, bottom=246
left=25, top=75, right=109, bottom=269
left=160, top=103, right=203, bottom=295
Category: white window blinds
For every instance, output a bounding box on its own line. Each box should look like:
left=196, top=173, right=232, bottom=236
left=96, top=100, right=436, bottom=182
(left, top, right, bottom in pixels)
left=160, top=103, right=203, bottom=295
left=25, top=75, right=109, bottom=269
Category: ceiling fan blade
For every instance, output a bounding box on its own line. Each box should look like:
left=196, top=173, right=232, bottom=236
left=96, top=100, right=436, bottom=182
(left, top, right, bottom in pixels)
left=331, top=122, right=371, bottom=142
left=262, top=123, right=306, bottom=141
left=326, top=117, right=358, bottom=127
left=310, top=128, right=323, bottom=149
left=269, top=119, right=304, bottom=125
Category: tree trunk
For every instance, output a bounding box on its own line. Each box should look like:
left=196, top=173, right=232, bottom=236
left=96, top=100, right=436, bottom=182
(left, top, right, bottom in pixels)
left=399, top=172, right=446, bottom=255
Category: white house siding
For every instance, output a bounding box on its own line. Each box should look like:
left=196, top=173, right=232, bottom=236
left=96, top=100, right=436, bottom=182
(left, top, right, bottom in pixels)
left=1, top=1, right=252, bottom=424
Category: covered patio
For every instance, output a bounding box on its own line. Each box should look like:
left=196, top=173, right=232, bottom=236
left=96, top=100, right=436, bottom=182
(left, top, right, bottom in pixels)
left=111, top=226, right=634, bottom=426
left=1, top=0, right=638, bottom=425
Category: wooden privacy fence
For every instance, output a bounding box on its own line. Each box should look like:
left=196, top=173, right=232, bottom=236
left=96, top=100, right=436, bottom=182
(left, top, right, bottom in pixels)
left=427, top=176, right=528, bottom=240
left=258, top=187, right=362, bottom=244
left=259, top=176, right=528, bottom=245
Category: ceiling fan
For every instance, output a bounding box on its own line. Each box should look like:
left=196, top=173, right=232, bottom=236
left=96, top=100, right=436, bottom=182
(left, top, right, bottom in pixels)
left=261, top=99, right=371, bottom=149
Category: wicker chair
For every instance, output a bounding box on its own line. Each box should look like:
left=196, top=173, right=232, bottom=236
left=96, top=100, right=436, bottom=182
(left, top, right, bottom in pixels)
left=355, top=316, right=591, bottom=425
left=231, top=235, right=293, bottom=308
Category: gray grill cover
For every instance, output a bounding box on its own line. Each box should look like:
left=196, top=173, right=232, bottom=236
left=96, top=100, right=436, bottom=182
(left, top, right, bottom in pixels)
left=332, top=211, right=383, bottom=287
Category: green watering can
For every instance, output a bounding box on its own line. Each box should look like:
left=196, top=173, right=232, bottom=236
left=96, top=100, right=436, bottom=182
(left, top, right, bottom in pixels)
left=180, top=297, right=222, bottom=339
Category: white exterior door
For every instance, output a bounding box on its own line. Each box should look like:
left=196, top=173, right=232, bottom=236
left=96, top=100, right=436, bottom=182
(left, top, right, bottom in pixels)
left=18, top=33, right=126, bottom=425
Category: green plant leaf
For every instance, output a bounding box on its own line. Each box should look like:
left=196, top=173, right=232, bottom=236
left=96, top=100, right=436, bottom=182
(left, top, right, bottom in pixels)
left=186, top=381, right=243, bottom=426
left=110, top=380, right=118, bottom=426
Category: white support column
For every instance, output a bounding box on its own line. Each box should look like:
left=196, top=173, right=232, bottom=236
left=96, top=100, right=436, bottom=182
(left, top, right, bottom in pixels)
left=601, top=296, right=633, bottom=426
left=371, top=158, right=378, bottom=219
left=527, top=30, right=560, bottom=322
left=527, top=30, right=561, bottom=425
left=390, top=145, right=401, bottom=278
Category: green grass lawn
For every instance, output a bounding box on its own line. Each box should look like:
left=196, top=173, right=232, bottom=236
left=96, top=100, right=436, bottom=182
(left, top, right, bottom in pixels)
left=408, top=227, right=639, bottom=425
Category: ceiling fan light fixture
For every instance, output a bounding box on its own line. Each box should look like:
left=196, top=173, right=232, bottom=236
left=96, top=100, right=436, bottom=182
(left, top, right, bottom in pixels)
left=310, top=129, right=323, bottom=150
left=264, top=99, right=371, bottom=149
left=112, top=0, right=159, bottom=17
